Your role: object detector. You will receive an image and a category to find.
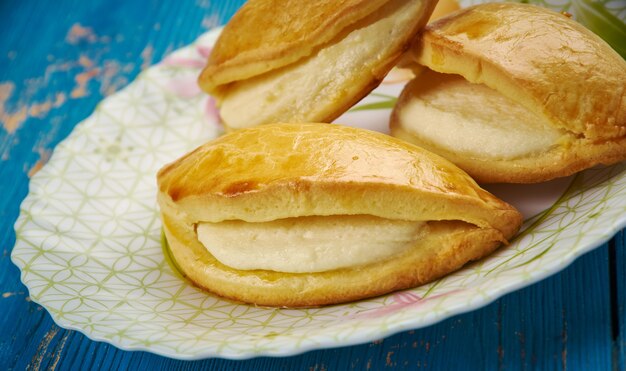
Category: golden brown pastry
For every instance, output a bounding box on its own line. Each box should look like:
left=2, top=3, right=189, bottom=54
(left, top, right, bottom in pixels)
left=199, top=0, right=437, bottom=131
left=157, top=123, right=522, bottom=307
left=391, top=3, right=626, bottom=183
left=429, top=0, right=459, bottom=21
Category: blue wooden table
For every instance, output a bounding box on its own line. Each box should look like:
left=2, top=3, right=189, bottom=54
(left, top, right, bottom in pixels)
left=1, top=1, right=624, bottom=369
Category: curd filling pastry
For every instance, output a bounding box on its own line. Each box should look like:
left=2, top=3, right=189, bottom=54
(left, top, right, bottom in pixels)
left=391, top=3, right=626, bottom=183
left=397, top=70, right=564, bottom=160
left=157, top=123, right=522, bottom=307
left=198, top=0, right=437, bottom=131
left=197, top=216, right=426, bottom=273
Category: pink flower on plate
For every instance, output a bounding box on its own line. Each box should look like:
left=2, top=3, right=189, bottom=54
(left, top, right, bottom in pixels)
left=161, top=45, right=212, bottom=69
left=353, top=289, right=462, bottom=319
left=160, top=44, right=222, bottom=127
left=204, top=96, right=221, bottom=127
left=196, top=45, right=212, bottom=59
left=161, top=44, right=212, bottom=98
left=167, top=77, right=203, bottom=98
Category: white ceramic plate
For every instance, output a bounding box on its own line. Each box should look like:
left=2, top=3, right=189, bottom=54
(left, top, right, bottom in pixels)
left=12, top=7, right=626, bottom=360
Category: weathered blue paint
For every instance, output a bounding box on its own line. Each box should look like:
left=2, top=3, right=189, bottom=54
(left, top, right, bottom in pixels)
left=0, top=1, right=622, bottom=370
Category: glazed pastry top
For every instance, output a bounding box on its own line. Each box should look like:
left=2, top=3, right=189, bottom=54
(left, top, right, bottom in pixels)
left=200, top=0, right=390, bottom=92
left=157, top=123, right=521, bottom=236
left=410, top=2, right=626, bottom=139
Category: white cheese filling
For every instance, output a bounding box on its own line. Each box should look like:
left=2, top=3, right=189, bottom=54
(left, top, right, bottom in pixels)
left=400, top=70, right=563, bottom=159
left=197, top=215, right=425, bottom=273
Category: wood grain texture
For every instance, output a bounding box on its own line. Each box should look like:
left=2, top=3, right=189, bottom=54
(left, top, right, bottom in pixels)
left=0, top=0, right=623, bottom=370
left=614, top=231, right=625, bottom=371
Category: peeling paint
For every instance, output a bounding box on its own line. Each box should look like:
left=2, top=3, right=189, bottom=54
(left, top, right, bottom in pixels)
left=10, top=28, right=131, bottom=109
left=29, top=93, right=66, bottom=118
left=44, top=61, right=76, bottom=82
left=71, top=69, right=99, bottom=98
left=79, top=55, right=95, bottom=69
left=100, top=61, right=132, bottom=96
left=28, top=326, right=60, bottom=370
left=1, top=81, right=67, bottom=134
left=0, top=82, right=28, bottom=134
left=28, top=148, right=52, bottom=178
left=66, top=23, right=98, bottom=44
left=385, top=351, right=395, bottom=366
left=2, top=291, right=24, bottom=298
left=65, top=56, right=133, bottom=98
left=0, top=106, right=28, bottom=133
left=141, top=45, right=154, bottom=70
left=50, top=331, right=70, bottom=370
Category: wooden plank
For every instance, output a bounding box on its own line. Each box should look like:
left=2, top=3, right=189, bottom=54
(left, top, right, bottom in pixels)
left=613, top=230, right=625, bottom=370
left=0, top=0, right=620, bottom=369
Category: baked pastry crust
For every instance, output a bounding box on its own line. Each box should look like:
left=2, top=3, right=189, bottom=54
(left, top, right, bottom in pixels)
left=200, top=0, right=389, bottom=92
left=391, top=77, right=626, bottom=183
left=429, top=0, right=460, bottom=21
left=198, top=0, right=437, bottom=130
left=157, top=123, right=522, bottom=307
left=392, top=2, right=626, bottom=183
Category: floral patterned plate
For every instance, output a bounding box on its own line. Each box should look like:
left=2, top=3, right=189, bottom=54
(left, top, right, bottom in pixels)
left=11, top=2, right=626, bottom=360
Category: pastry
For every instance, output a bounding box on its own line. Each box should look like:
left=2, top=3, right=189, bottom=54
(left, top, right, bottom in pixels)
left=157, top=123, right=522, bottom=307
left=198, top=0, right=437, bottom=131
left=391, top=3, right=626, bottom=183
left=429, top=0, right=459, bottom=21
